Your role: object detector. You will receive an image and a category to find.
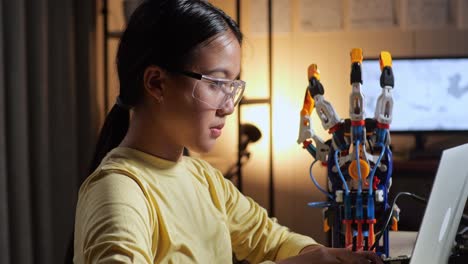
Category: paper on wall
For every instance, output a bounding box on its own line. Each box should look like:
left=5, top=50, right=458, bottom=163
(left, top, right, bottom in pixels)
left=348, top=0, right=396, bottom=29
left=403, top=0, right=449, bottom=29
left=299, top=0, right=343, bottom=32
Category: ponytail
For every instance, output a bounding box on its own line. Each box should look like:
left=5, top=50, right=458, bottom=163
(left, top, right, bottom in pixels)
left=89, top=103, right=130, bottom=173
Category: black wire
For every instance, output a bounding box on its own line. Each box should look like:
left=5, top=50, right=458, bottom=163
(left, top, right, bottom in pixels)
left=370, top=192, right=427, bottom=251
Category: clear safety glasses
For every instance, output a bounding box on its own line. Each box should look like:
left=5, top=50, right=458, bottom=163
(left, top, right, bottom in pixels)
left=177, top=70, right=246, bottom=110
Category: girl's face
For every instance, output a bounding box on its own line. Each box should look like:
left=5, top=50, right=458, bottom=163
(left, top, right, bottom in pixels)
left=158, top=31, right=242, bottom=154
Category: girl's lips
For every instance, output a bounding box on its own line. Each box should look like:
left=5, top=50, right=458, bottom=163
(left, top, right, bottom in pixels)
left=211, top=123, right=224, bottom=130
left=209, top=123, right=224, bottom=138
left=210, top=127, right=222, bottom=138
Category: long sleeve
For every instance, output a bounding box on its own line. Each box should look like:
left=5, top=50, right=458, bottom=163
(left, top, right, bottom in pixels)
left=74, top=173, right=155, bottom=264
left=210, top=169, right=320, bottom=264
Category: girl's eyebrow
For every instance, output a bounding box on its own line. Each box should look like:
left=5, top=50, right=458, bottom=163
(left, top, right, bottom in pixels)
left=203, top=68, right=227, bottom=76
left=204, top=68, right=240, bottom=80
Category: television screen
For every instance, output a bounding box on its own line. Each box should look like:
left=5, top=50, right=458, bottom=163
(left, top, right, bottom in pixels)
left=361, top=57, right=468, bottom=132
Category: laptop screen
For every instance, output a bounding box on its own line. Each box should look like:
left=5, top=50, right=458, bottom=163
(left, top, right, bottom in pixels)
left=409, top=143, right=468, bottom=263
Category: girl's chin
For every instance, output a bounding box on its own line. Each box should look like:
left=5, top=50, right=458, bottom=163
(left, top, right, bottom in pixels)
left=189, top=139, right=216, bottom=154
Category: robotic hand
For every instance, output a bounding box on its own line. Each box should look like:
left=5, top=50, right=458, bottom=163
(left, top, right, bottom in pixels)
left=297, top=49, right=396, bottom=257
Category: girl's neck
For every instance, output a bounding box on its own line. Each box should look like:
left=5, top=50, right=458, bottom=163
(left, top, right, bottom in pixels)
left=119, top=110, right=183, bottom=162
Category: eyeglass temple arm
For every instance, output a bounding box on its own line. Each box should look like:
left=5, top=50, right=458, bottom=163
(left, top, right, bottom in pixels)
left=179, top=70, right=203, bottom=80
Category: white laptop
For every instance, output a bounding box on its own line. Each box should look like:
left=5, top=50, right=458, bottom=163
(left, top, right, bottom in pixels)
left=408, top=143, right=468, bottom=263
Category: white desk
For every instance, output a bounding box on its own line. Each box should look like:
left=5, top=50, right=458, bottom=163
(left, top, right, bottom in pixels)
left=388, top=231, right=418, bottom=257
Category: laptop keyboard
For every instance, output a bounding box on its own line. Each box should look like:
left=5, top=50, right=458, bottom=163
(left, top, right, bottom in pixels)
left=382, top=255, right=411, bottom=264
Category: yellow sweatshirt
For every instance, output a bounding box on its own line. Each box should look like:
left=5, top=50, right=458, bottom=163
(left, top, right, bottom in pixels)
left=74, top=147, right=318, bottom=263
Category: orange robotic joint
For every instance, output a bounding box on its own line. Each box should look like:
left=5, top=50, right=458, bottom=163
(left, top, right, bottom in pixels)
left=379, top=51, right=392, bottom=70
left=356, top=222, right=364, bottom=251
left=368, top=223, right=376, bottom=252
left=323, top=218, right=330, bottom=232
left=351, top=48, right=363, bottom=63
left=348, top=159, right=370, bottom=180
left=391, top=216, right=398, bottom=231
left=307, top=64, right=320, bottom=80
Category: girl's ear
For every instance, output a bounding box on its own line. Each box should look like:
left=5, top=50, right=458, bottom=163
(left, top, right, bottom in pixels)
left=143, top=65, right=167, bottom=103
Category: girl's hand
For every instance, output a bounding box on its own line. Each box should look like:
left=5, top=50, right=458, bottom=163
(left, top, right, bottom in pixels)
left=276, top=245, right=384, bottom=264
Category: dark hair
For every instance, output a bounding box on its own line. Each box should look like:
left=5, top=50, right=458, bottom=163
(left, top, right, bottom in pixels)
left=89, top=0, right=242, bottom=173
